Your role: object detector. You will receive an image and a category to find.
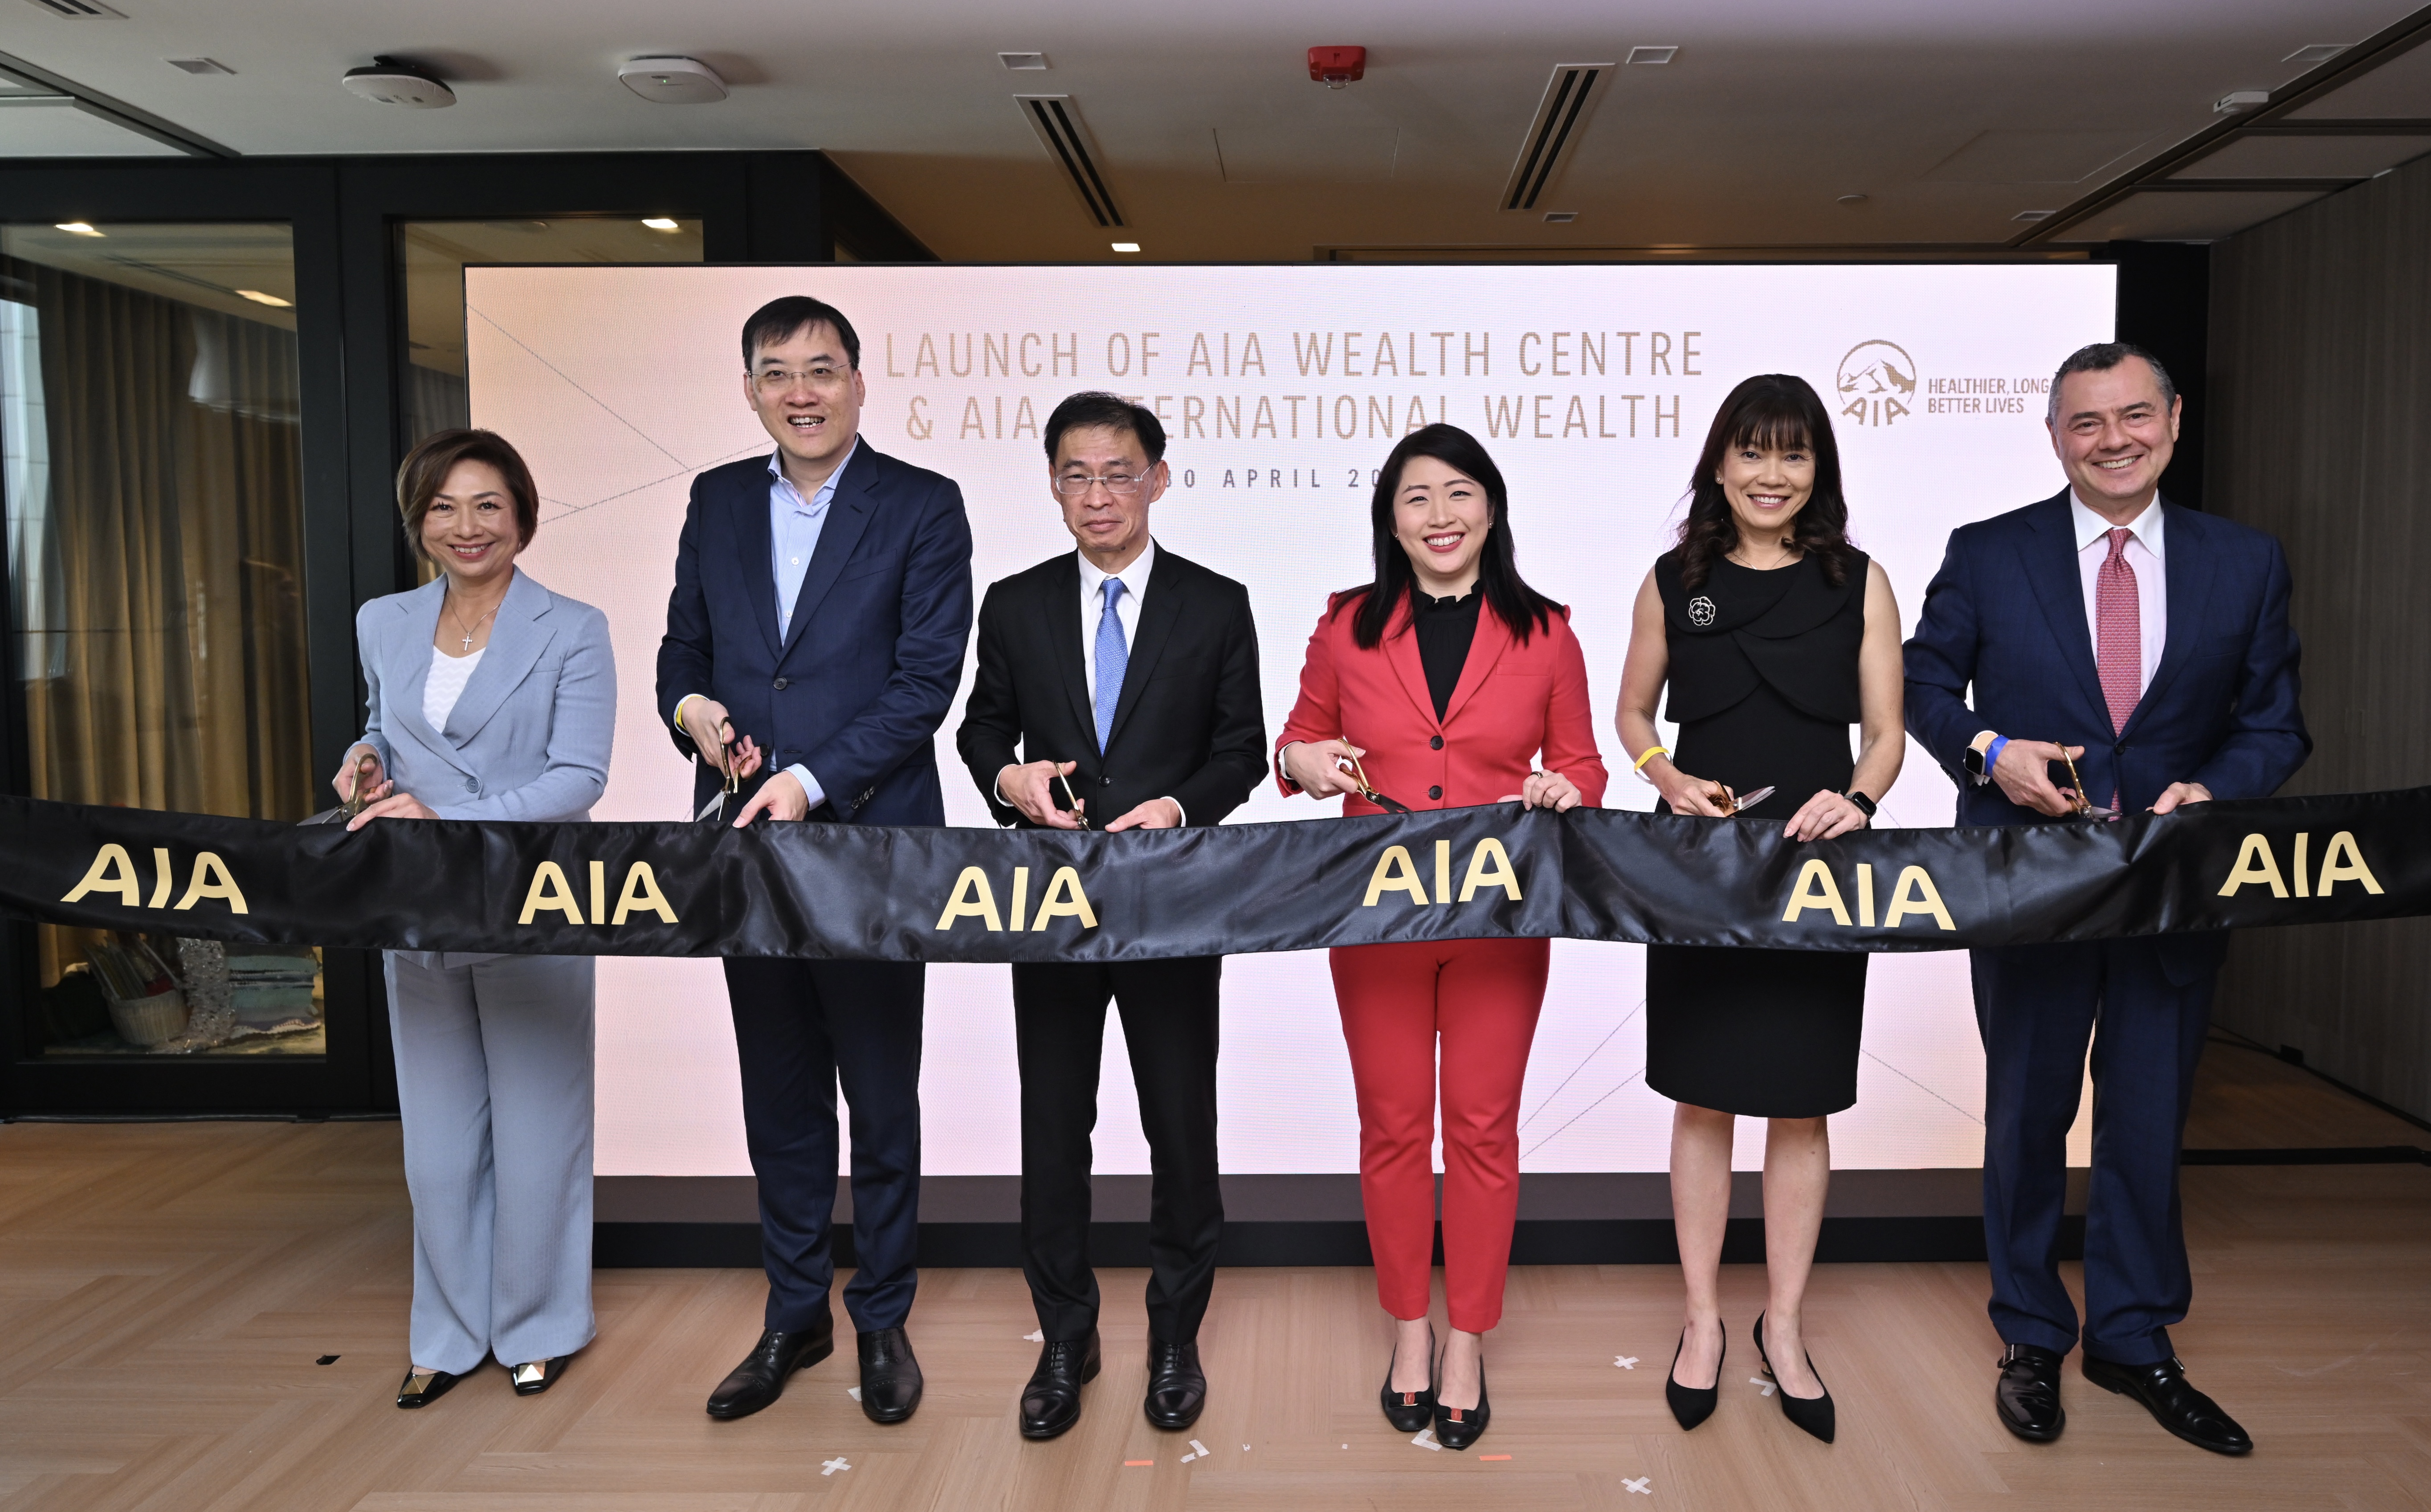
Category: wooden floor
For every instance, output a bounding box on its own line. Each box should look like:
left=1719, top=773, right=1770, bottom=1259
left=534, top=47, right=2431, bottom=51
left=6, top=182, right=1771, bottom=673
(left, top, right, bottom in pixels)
left=3, top=1038, right=2428, bottom=1512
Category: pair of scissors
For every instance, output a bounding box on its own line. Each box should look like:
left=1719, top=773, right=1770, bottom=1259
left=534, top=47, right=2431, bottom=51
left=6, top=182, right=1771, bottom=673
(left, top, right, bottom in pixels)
left=694, top=717, right=742, bottom=822
left=1709, top=783, right=1776, bottom=817
left=1333, top=747, right=1417, bottom=815
left=2056, top=746, right=2120, bottom=820
left=341, top=750, right=381, bottom=821
left=1052, top=766, right=1092, bottom=829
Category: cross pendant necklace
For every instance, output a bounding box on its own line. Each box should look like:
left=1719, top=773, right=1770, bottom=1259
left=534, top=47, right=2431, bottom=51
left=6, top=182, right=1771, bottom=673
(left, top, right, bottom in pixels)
left=446, top=595, right=499, bottom=653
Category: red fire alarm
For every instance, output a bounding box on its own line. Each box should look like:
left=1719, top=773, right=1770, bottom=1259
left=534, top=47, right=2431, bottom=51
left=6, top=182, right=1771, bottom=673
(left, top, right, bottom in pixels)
left=1308, top=46, right=1366, bottom=87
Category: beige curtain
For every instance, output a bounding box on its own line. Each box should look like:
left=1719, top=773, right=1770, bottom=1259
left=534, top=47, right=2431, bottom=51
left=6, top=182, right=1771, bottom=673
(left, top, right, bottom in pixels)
left=8, top=258, right=311, bottom=984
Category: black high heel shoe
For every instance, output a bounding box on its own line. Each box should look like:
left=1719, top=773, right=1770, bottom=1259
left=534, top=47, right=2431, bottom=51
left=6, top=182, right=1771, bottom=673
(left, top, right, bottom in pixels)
left=1754, top=1311, right=1836, bottom=1443
left=1665, top=1323, right=1725, bottom=1430
left=1433, top=1361, right=1490, bottom=1450
left=1379, top=1325, right=1438, bottom=1432
left=396, top=1368, right=461, bottom=1408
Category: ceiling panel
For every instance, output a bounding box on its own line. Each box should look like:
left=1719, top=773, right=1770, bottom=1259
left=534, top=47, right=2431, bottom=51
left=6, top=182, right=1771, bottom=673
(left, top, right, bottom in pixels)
left=2171, top=132, right=2431, bottom=179
left=2069, top=188, right=2330, bottom=241
left=2289, top=37, right=2431, bottom=117
left=0, top=100, right=183, bottom=156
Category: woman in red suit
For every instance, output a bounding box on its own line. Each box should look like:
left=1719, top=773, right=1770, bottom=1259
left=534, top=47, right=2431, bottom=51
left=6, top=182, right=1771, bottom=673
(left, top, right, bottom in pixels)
left=1277, top=424, right=1607, bottom=1451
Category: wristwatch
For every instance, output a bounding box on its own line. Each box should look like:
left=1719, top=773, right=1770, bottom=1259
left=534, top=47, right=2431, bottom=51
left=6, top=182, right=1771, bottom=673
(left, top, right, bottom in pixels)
left=1844, top=790, right=1877, bottom=819
left=1963, top=731, right=2006, bottom=781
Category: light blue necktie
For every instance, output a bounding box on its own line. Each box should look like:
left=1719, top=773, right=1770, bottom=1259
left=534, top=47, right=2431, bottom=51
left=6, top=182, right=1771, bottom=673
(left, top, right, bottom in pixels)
left=1093, top=578, right=1127, bottom=752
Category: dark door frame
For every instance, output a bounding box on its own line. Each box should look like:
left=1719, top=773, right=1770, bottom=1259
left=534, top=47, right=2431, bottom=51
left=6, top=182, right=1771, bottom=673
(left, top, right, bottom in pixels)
left=0, top=150, right=926, bottom=1116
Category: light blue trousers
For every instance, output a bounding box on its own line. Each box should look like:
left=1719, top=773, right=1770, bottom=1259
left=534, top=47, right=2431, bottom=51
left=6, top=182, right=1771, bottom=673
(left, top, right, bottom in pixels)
left=386, top=952, right=596, bottom=1374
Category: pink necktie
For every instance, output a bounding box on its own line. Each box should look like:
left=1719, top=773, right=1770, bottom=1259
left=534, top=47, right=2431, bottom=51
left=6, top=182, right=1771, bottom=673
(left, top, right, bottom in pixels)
left=2096, top=527, right=2140, bottom=735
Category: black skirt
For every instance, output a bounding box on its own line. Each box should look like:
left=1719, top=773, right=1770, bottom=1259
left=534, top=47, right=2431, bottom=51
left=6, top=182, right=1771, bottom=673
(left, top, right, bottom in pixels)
left=1644, top=944, right=1866, bottom=1118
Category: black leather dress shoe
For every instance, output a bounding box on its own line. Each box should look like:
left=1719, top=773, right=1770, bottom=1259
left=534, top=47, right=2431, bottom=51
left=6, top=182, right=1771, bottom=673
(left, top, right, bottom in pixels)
left=2082, top=1353, right=2252, bottom=1455
left=1144, top=1338, right=1206, bottom=1430
left=1433, top=1362, right=1491, bottom=1450
left=1380, top=1325, right=1438, bottom=1433
left=511, top=1355, right=571, bottom=1397
left=1020, top=1330, right=1102, bottom=1440
left=1995, top=1343, right=2066, bottom=1442
left=857, top=1327, right=923, bottom=1423
left=396, top=1368, right=461, bottom=1408
left=706, top=1313, right=835, bottom=1420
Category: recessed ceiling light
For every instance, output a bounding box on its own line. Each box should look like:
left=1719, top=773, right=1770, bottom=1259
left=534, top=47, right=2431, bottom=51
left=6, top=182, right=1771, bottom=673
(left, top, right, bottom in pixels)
left=234, top=289, right=291, bottom=307
left=1627, top=45, right=1678, bottom=65
left=999, top=52, right=1048, bottom=70
left=641, top=217, right=680, bottom=231
left=54, top=221, right=102, bottom=236
left=1111, top=242, right=1141, bottom=253
left=2012, top=210, right=2054, bottom=222
left=1543, top=211, right=1577, bottom=223
left=166, top=57, right=234, bottom=75
left=2283, top=43, right=2351, bottom=64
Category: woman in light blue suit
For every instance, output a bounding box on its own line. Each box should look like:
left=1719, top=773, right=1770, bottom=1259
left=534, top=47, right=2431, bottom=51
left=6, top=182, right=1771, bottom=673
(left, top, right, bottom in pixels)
left=337, top=428, right=616, bottom=1409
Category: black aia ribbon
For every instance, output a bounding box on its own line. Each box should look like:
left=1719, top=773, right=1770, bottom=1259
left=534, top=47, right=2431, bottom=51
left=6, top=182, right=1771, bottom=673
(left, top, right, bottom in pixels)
left=3, top=791, right=2427, bottom=962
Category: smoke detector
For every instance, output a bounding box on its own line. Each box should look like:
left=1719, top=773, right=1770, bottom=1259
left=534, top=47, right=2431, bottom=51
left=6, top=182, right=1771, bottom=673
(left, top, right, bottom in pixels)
left=342, top=57, right=454, bottom=108
left=619, top=56, right=727, bottom=104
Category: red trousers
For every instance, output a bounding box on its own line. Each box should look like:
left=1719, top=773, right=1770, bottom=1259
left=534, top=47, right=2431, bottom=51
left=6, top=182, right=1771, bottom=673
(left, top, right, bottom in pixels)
left=1330, top=937, right=1549, bottom=1333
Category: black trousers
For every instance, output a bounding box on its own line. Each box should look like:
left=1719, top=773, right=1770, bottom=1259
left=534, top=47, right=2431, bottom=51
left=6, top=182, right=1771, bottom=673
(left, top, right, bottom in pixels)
left=1014, top=956, right=1224, bottom=1345
left=724, top=957, right=925, bottom=1335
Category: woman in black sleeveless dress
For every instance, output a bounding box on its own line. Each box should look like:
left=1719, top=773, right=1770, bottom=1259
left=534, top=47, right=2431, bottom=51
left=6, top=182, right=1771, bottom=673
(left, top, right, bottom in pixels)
left=1615, top=374, right=1905, bottom=1444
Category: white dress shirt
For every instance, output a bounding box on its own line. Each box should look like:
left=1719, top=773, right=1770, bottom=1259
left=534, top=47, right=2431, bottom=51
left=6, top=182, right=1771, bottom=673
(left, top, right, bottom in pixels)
left=2068, top=491, right=2166, bottom=702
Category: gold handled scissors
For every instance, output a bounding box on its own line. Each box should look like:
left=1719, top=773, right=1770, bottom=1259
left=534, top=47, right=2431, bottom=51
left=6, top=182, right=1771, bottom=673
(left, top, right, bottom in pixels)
left=341, top=750, right=380, bottom=821
left=2056, top=746, right=2119, bottom=820
left=1709, top=783, right=1775, bottom=817
left=1333, top=746, right=1416, bottom=814
left=1052, top=766, right=1092, bottom=829
left=694, top=717, right=742, bottom=823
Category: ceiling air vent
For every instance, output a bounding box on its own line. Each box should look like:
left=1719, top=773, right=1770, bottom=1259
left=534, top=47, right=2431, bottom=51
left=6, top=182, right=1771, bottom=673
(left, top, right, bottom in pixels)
left=1016, top=94, right=1123, bottom=228
left=24, top=0, right=127, bottom=15
left=1502, top=62, right=1614, bottom=212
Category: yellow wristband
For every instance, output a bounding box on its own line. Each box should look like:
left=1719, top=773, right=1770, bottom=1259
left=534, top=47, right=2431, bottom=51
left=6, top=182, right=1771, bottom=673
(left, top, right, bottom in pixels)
left=1632, top=744, right=1671, bottom=774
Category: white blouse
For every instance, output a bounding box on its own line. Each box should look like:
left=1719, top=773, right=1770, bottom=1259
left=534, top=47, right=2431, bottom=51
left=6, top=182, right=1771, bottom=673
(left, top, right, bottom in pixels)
left=423, top=645, right=485, bottom=733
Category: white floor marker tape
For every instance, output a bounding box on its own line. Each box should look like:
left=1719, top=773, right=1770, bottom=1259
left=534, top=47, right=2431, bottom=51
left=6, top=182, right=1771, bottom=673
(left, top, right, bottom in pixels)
left=1624, top=1475, right=1653, bottom=1495
left=1181, top=1452, right=1197, bottom=1463
left=1751, top=1377, right=1776, bottom=1397
left=1023, top=1330, right=1044, bottom=1342
left=1615, top=1355, right=1639, bottom=1369
left=847, top=1386, right=861, bottom=1402
left=822, top=1457, right=851, bottom=1476
left=1188, top=1440, right=1209, bottom=1458
left=1411, top=1428, right=1443, bottom=1451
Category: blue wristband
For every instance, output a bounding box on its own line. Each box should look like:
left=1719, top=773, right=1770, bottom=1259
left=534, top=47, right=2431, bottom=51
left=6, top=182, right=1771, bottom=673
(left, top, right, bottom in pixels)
left=1986, top=735, right=2009, bottom=774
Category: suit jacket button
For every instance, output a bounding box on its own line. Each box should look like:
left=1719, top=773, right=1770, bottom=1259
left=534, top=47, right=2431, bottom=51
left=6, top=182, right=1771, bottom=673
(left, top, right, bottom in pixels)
left=772, top=676, right=789, bottom=690
left=1100, top=776, right=1113, bottom=787
left=1428, top=785, right=1443, bottom=800
left=464, top=777, right=477, bottom=792
left=1430, top=735, right=1444, bottom=750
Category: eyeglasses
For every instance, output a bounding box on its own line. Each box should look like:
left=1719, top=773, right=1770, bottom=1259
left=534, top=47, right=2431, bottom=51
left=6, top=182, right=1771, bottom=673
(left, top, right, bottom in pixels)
left=1053, top=471, right=1152, bottom=498
left=751, top=366, right=850, bottom=392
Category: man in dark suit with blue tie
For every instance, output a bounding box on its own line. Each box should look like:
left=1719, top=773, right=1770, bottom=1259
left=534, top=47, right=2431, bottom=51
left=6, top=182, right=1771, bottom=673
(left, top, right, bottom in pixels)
left=1906, top=342, right=2307, bottom=1456
left=657, top=296, right=973, bottom=1424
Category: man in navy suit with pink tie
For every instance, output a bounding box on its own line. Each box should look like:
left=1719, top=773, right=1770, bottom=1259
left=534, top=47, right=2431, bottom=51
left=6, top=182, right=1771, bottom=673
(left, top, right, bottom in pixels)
left=1906, top=342, right=2309, bottom=1455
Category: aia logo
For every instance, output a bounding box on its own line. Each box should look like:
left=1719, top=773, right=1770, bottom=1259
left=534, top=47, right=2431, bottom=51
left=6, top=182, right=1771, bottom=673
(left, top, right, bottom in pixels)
left=1836, top=340, right=1917, bottom=428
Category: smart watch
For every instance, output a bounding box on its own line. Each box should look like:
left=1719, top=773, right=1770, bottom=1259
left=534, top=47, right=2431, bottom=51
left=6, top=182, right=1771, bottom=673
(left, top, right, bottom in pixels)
left=1844, top=790, right=1877, bottom=819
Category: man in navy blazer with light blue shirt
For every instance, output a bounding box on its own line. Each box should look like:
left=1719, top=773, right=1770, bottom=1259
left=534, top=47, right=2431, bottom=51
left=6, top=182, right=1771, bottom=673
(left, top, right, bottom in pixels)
left=1906, top=342, right=2307, bottom=1457
left=657, top=295, right=973, bottom=1426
